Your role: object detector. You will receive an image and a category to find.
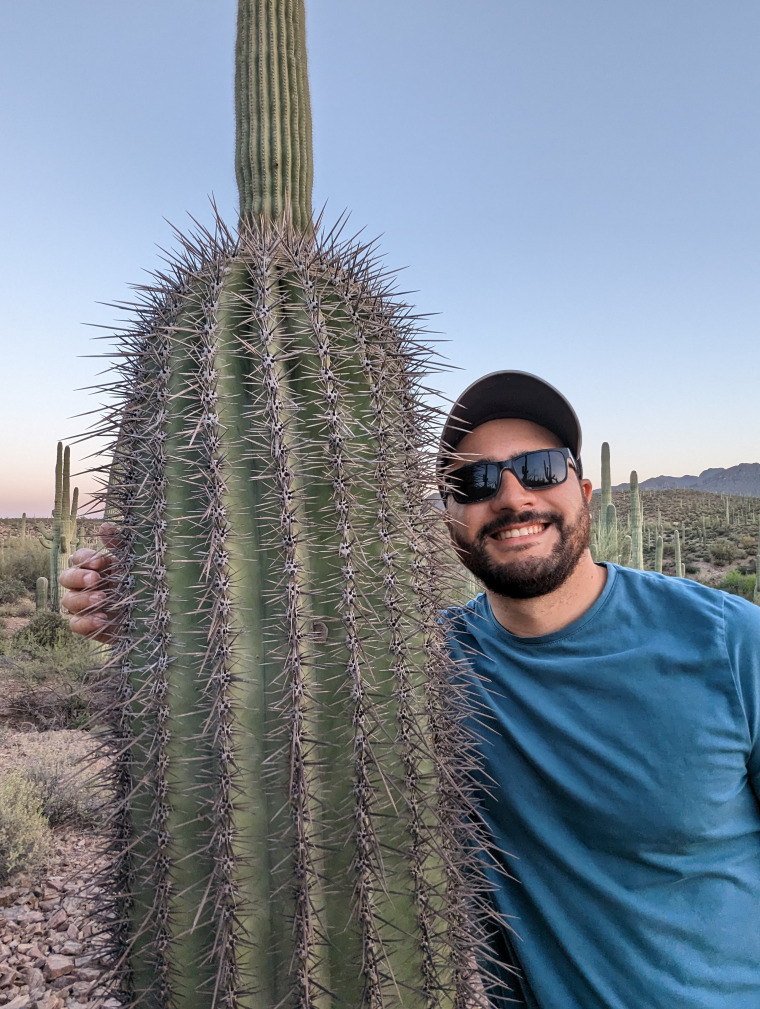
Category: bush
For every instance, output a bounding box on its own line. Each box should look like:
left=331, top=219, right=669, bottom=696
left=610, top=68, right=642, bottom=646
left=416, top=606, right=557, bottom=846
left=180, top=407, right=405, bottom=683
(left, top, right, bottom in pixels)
left=718, top=569, right=756, bottom=601
left=0, top=578, right=29, bottom=604
left=22, top=732, right=104, bottom=828
left=0, top=540, right=49, bottom=593
left=1, top=617, right=99, bottom=730
left=710, top=539, right=738, bottom=565
left=0, top=771, right=53, bottom=882
left=13, top=612, right=74, bottom=651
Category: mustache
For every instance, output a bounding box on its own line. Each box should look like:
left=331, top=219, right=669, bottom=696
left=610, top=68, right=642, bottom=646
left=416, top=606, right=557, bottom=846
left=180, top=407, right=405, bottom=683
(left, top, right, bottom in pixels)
left=478, top=510, right=562, bottom=542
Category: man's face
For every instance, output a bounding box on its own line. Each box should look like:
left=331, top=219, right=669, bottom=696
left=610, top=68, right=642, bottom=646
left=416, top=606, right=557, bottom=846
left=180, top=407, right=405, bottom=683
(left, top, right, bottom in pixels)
left=443, top=418, right=593, bottom=600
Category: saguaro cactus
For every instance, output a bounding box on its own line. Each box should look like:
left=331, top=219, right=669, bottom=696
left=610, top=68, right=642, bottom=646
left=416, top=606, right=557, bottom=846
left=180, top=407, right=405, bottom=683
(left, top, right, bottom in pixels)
left=95, top=2, right=505, bottom=1007
left=674, top=528, right=685, bottom=578
left=591, top=443, right=619, bottom=563
left=629, top=471, right=644, bottom=570
left=40, top=443, right=79, bottom=612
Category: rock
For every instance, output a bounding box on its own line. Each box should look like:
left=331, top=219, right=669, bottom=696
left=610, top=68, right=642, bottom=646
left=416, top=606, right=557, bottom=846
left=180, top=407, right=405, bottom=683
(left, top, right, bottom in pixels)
left=43, top=956, right=74, bottom=982
left=47, top=910, right=67, bottom=931
left=0, top=888, right=20, bottom=908
left=2, top=994, right=32, bottom=1009
left=72, top=970, right=100, bottom=984
left=69, top=982, right=94, bottom=999
left=35, top=994, right=63, bottom=1009
left=0, top=966, right=19, bottom=987
left=19, top=968, right=43, bottom=992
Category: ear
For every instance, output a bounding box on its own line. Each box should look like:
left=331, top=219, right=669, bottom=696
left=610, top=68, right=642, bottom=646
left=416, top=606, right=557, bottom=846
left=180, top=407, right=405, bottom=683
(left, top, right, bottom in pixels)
left=579, top=478, right=594, bottom=504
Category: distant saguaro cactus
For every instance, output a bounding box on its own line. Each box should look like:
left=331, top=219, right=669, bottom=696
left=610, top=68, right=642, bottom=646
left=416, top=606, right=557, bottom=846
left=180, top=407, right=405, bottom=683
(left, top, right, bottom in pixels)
left=39, top=443, right=79, bottom=612
left=629, top=471, right=644, bottom=570
left=94, top=2, right=506, bottom=1008
left=674, top=527, right=685, bottom=578
left=591, top=442, right=619, bottom=563
left=20, top=513, right=27, bottom=540
left=655, top=534, right=664, bottom=574
left=600, top=442, right=612, bottom=518
left=36, top=576, right=48, bottom=612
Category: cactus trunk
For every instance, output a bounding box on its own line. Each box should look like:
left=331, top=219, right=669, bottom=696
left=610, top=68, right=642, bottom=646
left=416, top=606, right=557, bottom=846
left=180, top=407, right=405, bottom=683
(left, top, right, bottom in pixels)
left=95, top=2, right=505, bottom=1007
left=628, top=471, right=643, bottom=570
left=40, top=443, right=79, bottom=612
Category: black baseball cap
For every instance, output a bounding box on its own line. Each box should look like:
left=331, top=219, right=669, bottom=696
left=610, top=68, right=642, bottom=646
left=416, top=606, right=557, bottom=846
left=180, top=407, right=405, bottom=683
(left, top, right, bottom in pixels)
left=438, top=370, right=583, bottom=481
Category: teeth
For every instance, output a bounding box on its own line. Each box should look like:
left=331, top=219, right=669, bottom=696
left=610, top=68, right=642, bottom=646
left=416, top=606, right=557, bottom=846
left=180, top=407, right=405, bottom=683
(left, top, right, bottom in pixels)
left=493, top=524, right=545, bottom=540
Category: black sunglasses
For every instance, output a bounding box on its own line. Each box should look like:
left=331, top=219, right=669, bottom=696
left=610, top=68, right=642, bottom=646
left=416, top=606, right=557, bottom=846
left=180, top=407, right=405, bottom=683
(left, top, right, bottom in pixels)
left=445, top=448, right=578, bottom=504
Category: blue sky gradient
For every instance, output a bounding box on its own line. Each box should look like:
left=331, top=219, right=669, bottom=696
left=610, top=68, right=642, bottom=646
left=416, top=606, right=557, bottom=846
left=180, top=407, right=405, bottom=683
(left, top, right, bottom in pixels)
left=2, top=1, right=758, bottom=515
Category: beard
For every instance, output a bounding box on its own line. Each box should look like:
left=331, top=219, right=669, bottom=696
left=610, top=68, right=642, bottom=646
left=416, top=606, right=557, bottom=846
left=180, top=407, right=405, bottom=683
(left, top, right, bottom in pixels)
left=449, top=498, right=591, bottom=600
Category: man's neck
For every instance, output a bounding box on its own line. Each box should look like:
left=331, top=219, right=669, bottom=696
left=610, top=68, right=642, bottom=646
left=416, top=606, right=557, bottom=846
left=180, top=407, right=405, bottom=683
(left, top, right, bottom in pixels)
left=486, top=552, right=608, bottom=638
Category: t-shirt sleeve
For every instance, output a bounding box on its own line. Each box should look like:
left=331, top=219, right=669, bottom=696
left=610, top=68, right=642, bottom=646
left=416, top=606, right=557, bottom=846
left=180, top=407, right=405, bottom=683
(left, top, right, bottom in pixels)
left=723, top=592, right=760, bottom=797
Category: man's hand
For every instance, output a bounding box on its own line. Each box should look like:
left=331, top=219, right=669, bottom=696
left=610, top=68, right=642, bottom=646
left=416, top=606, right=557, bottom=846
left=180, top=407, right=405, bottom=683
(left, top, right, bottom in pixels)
left=59, top=522, right=121, bottom=644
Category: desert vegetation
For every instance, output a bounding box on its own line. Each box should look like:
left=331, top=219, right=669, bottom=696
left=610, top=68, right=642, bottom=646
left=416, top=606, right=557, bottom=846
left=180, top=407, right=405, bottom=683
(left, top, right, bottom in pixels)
left=0, top=521, right=117, bottom=1008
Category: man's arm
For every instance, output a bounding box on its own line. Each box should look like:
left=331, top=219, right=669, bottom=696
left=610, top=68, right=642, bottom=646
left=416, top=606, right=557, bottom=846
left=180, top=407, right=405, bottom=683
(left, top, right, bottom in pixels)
left=59, top=522, right=121, bottom=643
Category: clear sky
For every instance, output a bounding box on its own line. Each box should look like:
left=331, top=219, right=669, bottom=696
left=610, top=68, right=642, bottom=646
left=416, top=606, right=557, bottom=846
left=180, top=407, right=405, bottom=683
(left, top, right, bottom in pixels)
left=2, top=1, right=758, bottom=517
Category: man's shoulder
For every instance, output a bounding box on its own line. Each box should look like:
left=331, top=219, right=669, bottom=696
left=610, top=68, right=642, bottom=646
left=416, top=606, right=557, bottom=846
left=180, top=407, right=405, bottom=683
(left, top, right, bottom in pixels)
left=610, top=564, right=760, bottom=632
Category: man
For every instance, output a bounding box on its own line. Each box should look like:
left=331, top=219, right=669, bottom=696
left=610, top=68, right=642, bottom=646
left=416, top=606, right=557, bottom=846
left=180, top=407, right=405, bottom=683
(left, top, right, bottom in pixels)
left=62, top=371, right=760, bottom=1008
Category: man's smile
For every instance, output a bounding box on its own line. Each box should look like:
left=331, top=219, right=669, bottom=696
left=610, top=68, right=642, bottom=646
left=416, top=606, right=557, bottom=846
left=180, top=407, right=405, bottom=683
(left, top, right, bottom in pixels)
left=490, top=522, right=549, bottom=542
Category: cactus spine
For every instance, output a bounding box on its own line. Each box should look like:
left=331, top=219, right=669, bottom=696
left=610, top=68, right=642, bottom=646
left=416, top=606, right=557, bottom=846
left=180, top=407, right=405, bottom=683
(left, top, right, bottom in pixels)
left=629, top=471, right=644, bottom=570
left=97, top=2, right=503, bottom=1007
left=39, top=443, right=79, bottom=612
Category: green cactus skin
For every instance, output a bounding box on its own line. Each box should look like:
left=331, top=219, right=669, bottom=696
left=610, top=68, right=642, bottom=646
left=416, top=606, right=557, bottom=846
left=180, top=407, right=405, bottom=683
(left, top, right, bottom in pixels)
left=600, top=442, right=612, bottom=524
left=619, top=534, right=632, bottom=568
left=36, top=576, right=48, bottom=612
left=21, top=513, right=27, bottom=540
left=655, top=534, right=663, bottom=574
left=235, top=0, right=313, bottom=231
left=93, top=2, right=506, bottom=1007
left=674, top=528, right=685, bottom=578
left=590, top=444, right=619, bottom=563
left=628, top=471, right=644, bottom=570
left=39, top=443, right=79, bottom=612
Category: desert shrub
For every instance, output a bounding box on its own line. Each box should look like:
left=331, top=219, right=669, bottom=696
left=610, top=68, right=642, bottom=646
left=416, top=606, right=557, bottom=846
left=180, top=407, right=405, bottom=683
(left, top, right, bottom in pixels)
left=740, top=536, right=756, bottom=551
left=718, top=569, right=756, bottom=601
left=0, top=771, right=53, bottom=882
left=0, top=540, right=48, bottom=592
left=22, top=733, right=104, bottom=828
left=1, top=618, right=100, bottom=730
left=684, top=562, right=699, bottom=574
left=13, top=612, right=74, bottom=651
left=0, top=578, right=29, bottom=604
left=710, top=539, right=738, bottom=565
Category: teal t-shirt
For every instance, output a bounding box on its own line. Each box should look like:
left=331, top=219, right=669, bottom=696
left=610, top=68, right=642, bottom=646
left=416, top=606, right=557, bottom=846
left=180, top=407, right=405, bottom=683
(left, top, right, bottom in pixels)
left=446, top=564, right=760, bottom=1009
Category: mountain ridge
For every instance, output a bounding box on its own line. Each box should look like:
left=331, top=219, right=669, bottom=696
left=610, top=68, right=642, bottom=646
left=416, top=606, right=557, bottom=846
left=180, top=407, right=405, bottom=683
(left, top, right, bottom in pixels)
left=610, top=462, right=760, bottom=497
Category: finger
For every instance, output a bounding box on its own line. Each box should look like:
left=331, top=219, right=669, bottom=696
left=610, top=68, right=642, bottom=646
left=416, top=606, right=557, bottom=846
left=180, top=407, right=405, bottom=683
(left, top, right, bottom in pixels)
left=59, top=564, right=105, bottom=590
left=98, top=522, right=122, bottom=550
left=69, top=612, right=116, bottom=644
left=69, top=546, right=114, bottom=570
left=61, top=587, right=107, bottom=616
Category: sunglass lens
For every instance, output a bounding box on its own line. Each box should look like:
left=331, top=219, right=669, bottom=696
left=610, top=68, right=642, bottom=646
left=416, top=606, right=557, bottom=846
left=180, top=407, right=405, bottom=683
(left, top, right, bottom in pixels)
left=450, top=462, right=501, bottom=503
left=520, top=450, right=566, bottom=487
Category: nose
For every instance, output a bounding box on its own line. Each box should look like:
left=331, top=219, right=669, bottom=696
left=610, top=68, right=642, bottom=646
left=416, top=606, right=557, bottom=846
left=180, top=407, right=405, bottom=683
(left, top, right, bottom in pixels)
left=489, top=468, right=539, bottom=511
